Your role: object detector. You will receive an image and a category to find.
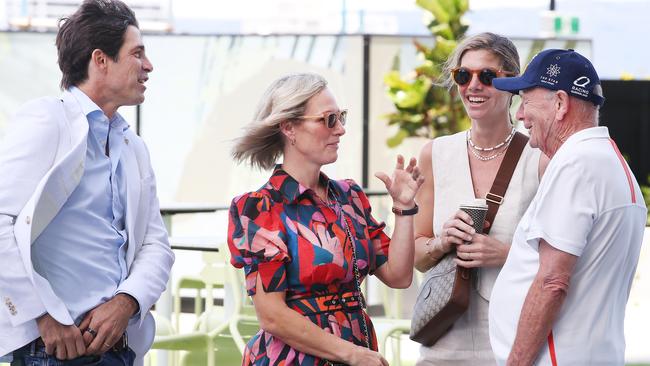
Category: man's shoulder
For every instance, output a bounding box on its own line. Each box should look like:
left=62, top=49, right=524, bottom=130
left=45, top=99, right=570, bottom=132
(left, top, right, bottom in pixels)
left=556, top=136, right=618, bottom=174
left=8, top=97, right=66, bottom=134
left=16, top=96, right=63, bottom=115
left=26, top=95, right=62, bottom=105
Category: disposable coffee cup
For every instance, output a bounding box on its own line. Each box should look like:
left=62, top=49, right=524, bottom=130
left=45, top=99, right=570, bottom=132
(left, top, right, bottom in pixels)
left=459, top=198, right=488, bottom=235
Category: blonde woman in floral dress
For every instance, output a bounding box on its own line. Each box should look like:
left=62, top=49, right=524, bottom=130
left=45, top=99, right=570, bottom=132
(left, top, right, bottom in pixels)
left=228, top=73, right=424, bottom=366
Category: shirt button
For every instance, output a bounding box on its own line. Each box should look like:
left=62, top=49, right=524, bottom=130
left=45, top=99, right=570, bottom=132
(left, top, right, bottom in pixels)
left=25, top=216, right=31, bottom=225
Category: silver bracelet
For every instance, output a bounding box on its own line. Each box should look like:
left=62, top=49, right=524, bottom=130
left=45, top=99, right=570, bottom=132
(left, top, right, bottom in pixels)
left=424, top=237, right=440, bottom=261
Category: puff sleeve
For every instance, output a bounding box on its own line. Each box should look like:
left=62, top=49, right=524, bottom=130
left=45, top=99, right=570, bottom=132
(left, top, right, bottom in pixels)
left=228, top=191, right=291, bottom=296
left=345, top=180, right=391, bottom=272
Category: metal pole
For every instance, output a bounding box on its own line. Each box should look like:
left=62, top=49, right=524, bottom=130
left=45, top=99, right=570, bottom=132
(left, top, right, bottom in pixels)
left=362, top=35, right=370, bottom=188
left=550, top=0, right=556, bottom=11
left=341, top=0, right=346, bottom=34
left=136, top=104, right=141, bottom=136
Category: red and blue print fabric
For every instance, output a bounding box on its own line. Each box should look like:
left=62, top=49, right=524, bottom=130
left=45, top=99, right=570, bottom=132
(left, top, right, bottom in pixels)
left=228, top=166, right=390, bottom=365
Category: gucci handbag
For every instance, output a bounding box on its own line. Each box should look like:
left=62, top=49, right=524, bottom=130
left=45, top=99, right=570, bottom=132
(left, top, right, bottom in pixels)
left=409, top=132, right=528, bottom=346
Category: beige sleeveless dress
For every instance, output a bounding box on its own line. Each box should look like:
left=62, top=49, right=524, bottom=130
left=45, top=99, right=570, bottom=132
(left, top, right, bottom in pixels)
left=417, top=131, right=540, bottom=365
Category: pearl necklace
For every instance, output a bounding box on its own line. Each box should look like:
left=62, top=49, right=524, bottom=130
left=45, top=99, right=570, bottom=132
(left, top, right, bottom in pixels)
left=468, top=145, right=508, bottom=161
left=467, top=126, right=516, bottom=152
left=466, top=127, right=515, bottom=161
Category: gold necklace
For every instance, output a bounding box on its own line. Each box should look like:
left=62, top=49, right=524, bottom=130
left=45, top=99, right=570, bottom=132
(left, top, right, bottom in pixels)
left=315, top=186, right=331, bottom=205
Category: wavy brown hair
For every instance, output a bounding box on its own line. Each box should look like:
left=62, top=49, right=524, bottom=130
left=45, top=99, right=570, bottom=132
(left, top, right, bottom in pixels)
left=56, top=0, right=137, bottom=90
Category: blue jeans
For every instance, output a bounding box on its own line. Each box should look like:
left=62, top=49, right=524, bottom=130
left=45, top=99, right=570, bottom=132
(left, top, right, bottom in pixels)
left=11, top=339, right=135, bottom=366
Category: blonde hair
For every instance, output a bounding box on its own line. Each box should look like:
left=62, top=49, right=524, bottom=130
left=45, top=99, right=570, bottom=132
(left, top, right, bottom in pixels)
left=441, top=32, right=521, bottom=89
left=232, top=73, right=328, bottom=170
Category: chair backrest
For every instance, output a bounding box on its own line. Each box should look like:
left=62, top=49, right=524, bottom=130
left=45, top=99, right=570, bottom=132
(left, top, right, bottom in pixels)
left=222, top=256, right=257, bottom=319
left=194, top=250, right=230, bottom=332
left=380, top=283, right=402, bottom=319
left=379, top=270, right=422, bottom=319
left=224, top=254, right=260, bottom=353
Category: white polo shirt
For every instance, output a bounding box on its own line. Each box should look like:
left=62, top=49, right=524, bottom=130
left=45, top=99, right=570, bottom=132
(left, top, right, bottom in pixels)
left=489, top=127, right=647, bottom=365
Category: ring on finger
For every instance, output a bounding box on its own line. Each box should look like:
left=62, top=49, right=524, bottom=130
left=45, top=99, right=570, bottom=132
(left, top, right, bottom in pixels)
left=86, top=328, right=97, bottom=338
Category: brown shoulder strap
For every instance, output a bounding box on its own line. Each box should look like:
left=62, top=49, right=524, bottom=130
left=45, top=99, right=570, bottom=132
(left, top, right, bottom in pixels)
left=483, top=131, right=528, bottom=235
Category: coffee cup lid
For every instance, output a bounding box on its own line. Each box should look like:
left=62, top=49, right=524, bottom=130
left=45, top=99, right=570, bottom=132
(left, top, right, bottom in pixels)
left=460, top=198, right=488, bottom=208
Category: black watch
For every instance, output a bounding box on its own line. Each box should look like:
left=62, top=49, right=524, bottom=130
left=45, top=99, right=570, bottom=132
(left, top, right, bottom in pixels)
left=392, top=203, right=419, bottom=216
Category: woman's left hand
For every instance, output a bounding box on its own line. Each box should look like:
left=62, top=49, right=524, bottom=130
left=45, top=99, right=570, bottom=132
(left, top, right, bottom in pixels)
left=375, top=155, right=425, bottom=209
left=454, top=234, right=510, bottom=268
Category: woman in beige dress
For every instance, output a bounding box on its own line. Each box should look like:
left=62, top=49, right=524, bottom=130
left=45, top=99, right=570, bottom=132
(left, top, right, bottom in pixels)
left=413, top=32, right=549, bottom=365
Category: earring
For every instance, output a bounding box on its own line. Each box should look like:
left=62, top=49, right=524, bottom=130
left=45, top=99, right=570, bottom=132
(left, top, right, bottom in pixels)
left=290, top=137, right=296, bottom=146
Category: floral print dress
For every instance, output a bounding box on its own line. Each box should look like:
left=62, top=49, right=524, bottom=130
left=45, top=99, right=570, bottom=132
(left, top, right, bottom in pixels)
left=227, top=166, right=391, bottom=365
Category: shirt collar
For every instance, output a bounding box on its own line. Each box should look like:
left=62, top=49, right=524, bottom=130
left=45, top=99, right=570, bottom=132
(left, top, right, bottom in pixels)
left=556, top=126, right=610, bottom=155
left=69, top=86, right=102, bottom=117
left=68, top=86, right=130, bottom=131
left=268, top=164, right=336, bottom=204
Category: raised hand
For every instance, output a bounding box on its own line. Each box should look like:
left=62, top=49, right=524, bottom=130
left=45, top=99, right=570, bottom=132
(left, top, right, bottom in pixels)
left=374, top=154, right=424, bottom=209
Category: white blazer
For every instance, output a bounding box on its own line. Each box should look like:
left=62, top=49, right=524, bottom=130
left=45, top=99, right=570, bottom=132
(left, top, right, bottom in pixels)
left=0, top=90, right=174, bottom=364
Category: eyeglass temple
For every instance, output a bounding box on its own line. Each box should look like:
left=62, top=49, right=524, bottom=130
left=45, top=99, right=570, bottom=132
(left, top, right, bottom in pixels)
left=301, top=111, right=346, bottom=119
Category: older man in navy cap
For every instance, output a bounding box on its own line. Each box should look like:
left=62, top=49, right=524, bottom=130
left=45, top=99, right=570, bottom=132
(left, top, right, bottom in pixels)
left=488, top=49, right=646, bottom=365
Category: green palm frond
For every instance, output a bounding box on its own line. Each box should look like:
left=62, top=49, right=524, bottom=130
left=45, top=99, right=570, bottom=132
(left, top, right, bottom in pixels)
left=382, top=0, right=470, bottom=147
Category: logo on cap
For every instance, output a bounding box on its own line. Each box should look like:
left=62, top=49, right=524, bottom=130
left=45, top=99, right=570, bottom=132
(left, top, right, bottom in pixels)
left=540, top=64, right=561, bottom=86
left=573, top=76, right=590, bottom=87
left=571, top=76, right=592, bottom=98
left=546, top=64, right=561, bottom=78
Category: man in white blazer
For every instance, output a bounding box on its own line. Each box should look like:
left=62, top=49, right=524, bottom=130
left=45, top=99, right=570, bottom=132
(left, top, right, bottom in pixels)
left=0, top=0, right=174, bottom=365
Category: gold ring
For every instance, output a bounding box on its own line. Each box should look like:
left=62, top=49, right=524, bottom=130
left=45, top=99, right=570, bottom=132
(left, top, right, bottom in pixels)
left=104, top=342, right=112, bottom=348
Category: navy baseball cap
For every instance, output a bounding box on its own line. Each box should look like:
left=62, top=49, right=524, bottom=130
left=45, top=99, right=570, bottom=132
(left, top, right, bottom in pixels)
left=493, top=49, right=605, bottom=107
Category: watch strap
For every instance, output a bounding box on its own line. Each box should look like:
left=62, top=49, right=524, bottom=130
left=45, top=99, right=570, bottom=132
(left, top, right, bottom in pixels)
left=392, top=203, right=419, bottom=216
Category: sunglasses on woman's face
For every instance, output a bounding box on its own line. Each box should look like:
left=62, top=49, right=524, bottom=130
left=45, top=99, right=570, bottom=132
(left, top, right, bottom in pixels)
left=451, top=67, right=515, bottom=87
left=299, top=109, right=347, bottom=128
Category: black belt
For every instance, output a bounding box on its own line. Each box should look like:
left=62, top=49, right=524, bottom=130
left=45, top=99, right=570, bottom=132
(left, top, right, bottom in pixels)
left=34, top=333, right=129, bottom=353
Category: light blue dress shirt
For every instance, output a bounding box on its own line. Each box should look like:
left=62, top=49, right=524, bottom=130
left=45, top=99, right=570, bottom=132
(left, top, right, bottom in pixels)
left=32, top=87, right=131, bottom=324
